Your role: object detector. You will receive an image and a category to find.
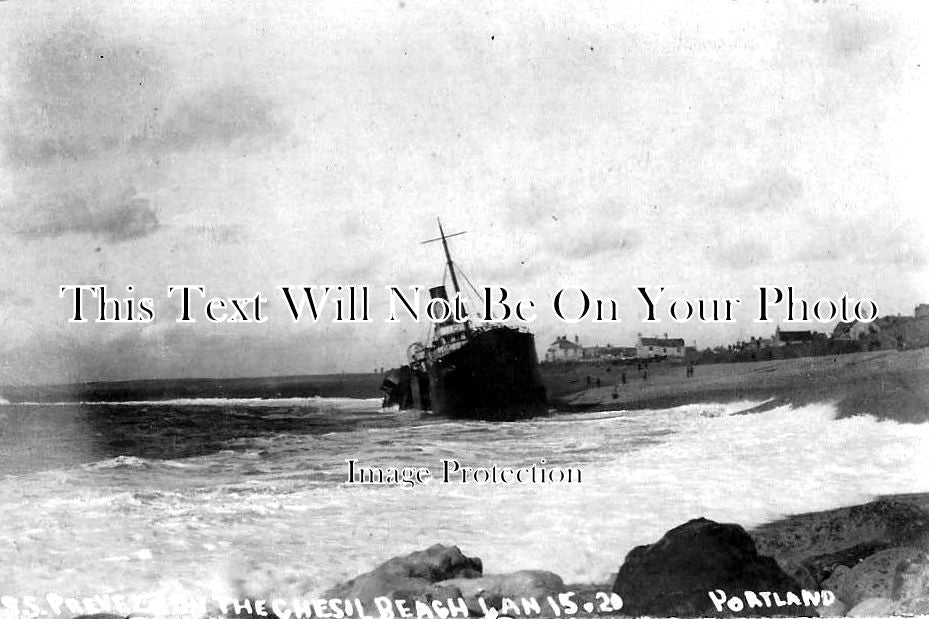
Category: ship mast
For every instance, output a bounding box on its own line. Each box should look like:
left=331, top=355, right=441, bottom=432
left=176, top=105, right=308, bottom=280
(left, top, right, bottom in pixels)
left=422, top=218, right=469, bottom=331
left=437, top=218, right=462, bottom=296
left=422, top=218, right=467, bottom=293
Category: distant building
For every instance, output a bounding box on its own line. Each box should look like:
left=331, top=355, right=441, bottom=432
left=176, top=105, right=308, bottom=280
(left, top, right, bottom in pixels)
left=740, top=336, right=774, bottom=350
left=636, top=335, right=686, bottom=358
left=582, top=344, right=637, bottom=361
left=773, top=327, right=817, bottom=346
left=832, top=320, right=880, bottom=341
left=916, top=304, right=929, bottom=319
left=545, top=335, right=583, bottom=362
left=616, top=346, right=638, bottom=359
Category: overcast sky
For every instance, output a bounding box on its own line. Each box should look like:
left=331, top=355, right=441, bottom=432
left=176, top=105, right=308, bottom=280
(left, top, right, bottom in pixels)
left=1, top=1, right=927, bottom=384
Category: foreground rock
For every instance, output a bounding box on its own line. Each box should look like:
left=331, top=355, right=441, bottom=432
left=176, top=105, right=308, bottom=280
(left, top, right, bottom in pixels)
left=750, top=497, right=929, bottom=613
left=323, top=544, right=565, bottom=613
left=613, top=518, right=804, bottom=617
left=323, top=544, right=482, bottom=605
left=751, top=499, right=929, bottom=556
left=438, top=570, right=567, bottom=615
left=824, top=546, right=923, bottom=607
left=893, top=549, right=929, bottom=614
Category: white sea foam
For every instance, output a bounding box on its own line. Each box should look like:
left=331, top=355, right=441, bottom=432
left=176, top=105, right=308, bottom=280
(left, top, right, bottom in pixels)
left=0, top=399, right=927, bottom=602
left=82, top=455, right=150, bottom=470
left=6, top=396, right=384, bottom=408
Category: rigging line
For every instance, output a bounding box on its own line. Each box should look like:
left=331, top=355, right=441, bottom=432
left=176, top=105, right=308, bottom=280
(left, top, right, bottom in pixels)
left=457, top=266, right=489, bottom=322
left=457, top=267, right=483, bottom=301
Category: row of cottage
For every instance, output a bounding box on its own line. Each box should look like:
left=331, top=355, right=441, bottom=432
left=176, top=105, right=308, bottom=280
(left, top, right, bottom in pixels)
left=544, top=334, right=691, bottom=363
left=544, top=311, right=917, bottom=363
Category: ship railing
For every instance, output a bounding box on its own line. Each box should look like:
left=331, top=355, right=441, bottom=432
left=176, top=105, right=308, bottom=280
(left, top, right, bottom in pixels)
left=425, top=340, right=468, bottom=357
left=470, top=323, right=535, bottom=335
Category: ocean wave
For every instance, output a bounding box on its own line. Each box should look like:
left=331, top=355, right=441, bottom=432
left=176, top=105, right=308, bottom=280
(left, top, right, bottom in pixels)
left=2, top=397, right=928, bottom=594
left=6, top=396, right=384, bottom=408
left=664, top=399, right=774, bottom=417
left=82, top=455, right=151, bottom=470
left=541, top=400, right=769, bottom=425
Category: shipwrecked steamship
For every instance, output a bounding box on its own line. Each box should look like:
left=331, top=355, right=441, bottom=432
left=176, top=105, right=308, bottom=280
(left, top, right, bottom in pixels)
left=381, top=220, right=548, bottom=421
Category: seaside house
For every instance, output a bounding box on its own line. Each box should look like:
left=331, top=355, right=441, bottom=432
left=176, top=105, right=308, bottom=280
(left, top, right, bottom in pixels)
left=545, top=335, right=583, bottom=362
left=581, top=344, right=638, bottom=362
left=635, top=334, right=686, bottom=358
left=916, top=304, right=929, bottom=319
left=832, top=320, right=880, bottom=341
left=772, top=327, right=817, bottom=346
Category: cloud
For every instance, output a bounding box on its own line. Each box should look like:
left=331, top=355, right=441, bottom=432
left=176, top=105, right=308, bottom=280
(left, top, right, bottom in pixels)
left=794, top=219, right=927, bottom=268
left=3, top=24, right=166, bottom=168
left=713, top=168, right=803, bottom=213
left=187, top=223, right=244, bottom=246
left=551, top=227, right=640, bottom=260
left=825, top=9, right=894, bottom=61
left=2, top=21, right=286, bottom=245
left=0, top=289, right=33, bottom=307
left=154, top=86, right=283, bottom=153
left=706, top=238, right=772, bottom=270
left=5, top=23, right=285, bottom=168
left=17, top=190, right=159, bottom=243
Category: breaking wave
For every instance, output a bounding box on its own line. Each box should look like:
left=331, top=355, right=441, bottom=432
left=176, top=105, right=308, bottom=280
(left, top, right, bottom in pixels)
left=3, top=396, right=383, bottom=408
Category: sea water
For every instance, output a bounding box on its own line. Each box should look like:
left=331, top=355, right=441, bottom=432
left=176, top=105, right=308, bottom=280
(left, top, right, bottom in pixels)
left=1, top=396, right=928, bottom=606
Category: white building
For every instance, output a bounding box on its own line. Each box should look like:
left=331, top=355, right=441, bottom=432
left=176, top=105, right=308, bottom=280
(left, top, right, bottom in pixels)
left=832, top=320, right=879, bottom=341
left=636, top=335, right=686, bottom=358
left=545, top=335, right=583, bottom=362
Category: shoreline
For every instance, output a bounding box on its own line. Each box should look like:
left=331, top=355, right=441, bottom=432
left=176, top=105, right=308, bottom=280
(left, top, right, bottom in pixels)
left=546, top=347, right=929, bottom=424
left=316, top=491, right=929, bottom=618
left=2, top=351, right=926, bottom=615
left=4, top=348, right=927, bottom=425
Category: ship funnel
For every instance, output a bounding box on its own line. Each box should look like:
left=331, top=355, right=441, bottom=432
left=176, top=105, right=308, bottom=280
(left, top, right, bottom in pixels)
left=428, top=285, right=464, bottom=325
left=429, top=285, right=449, bottom=302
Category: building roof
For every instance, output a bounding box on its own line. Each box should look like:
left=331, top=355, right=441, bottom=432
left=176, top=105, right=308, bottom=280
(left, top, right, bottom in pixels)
left=548, top=338, right=581, bottom=350
left=832, top=321, right=855, bottom=336
left=776, top=329, right=815, bottom=342
left=638, top=337, right=685, bottom=348
left=583, top=345, right=637, bottom=356
left=833, top=320, right=879, bottom=337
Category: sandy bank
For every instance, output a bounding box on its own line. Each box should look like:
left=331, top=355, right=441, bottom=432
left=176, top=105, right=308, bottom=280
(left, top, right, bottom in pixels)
left=548, top=348, right=929, bottom=423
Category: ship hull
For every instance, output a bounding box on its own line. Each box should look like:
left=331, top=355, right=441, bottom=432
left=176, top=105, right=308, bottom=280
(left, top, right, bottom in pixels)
left=424, top=327, right=548, bottom=421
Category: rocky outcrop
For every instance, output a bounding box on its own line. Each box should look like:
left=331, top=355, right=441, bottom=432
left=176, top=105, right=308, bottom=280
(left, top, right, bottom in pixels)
left=894, top=549, right=929, bottom=614
left=845, top=597, right=895, bottom=617
left=323, top=544, right=482, bottom=605
left=823, top=546, right=923, bottom=607
left=438, top=570, right=566, bottom=614
left=748, top=498, right=929, bottom=614
left=751, top=499, right=929, bottom=589
left=613, top=518, right=803, bottom=617
left=323, top=545, right=570, bottom=614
